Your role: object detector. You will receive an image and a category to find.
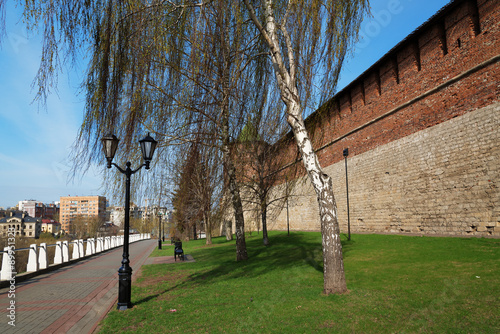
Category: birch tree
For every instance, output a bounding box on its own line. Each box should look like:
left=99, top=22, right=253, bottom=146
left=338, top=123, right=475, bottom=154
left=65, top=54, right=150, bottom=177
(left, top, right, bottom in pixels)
left=241, top=0, right=368, bottom=294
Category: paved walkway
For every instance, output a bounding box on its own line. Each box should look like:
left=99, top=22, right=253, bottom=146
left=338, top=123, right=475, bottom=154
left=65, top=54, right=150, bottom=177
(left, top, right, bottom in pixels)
left=0, top=239, right=157, bottom=334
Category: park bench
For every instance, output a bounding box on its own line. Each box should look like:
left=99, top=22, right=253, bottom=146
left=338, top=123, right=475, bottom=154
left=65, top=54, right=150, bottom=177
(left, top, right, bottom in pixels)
left=174, top=241, right=184, bottom=261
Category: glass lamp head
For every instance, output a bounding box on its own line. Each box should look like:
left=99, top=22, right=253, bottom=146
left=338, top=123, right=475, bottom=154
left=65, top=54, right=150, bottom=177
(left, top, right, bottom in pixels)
left=139, top=133, right=157, bottom=169
left=102, top=134, right=120, bottom=168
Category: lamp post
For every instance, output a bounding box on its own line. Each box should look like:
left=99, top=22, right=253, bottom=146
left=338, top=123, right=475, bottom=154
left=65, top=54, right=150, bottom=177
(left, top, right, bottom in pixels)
left=102, top=133, right=157, bottom=311
left=162, top=208, right=166, bottom=242
left=343, top=148, right=351, bottom=241
left=157, top=210, right=162, bottom=250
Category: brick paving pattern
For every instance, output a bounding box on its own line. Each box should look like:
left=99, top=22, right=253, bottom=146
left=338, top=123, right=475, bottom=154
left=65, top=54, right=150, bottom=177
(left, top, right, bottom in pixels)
left=0, top=239, right=157, bottom=334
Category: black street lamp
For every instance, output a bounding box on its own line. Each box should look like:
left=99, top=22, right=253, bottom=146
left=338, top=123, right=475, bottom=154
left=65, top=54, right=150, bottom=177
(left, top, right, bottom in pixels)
left=102, top=132, right=157, bottom=311
left=162, top=209, right=166, bottom=242
left=157, top=210, right=162, bottom=250
left=343, top=148, right=351, bottom=241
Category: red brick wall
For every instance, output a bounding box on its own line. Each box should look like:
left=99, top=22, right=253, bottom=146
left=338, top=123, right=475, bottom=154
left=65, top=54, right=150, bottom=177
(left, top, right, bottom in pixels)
left=277, top=0, right=499, bottom=178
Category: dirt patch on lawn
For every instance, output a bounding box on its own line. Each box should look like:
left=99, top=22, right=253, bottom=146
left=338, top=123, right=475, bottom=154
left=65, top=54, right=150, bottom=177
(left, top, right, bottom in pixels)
left=135, top=271, right=189, bottom=288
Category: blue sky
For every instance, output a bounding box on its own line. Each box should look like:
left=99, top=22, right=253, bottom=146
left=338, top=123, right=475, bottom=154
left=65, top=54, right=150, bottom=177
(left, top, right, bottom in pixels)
left=0, top=0, right=450, bottom=209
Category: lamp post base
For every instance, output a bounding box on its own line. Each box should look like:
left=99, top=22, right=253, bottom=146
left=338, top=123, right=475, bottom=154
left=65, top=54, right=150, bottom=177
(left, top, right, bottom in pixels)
left=117, top=265, right=133, bottom=310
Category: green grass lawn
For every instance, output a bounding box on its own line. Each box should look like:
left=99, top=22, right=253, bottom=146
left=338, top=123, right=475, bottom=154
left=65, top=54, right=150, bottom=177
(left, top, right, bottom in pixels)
left=98, top=232, right=499, bottom=333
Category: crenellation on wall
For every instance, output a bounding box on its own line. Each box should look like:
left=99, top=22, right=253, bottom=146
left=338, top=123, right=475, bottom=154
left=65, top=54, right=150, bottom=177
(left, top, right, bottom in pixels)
left=467, top=0, right=481, bottom=36
left=364, top=72, right=379, bottom=103
left=350, top=82, right=363, bottom=109
left=397, top=42, right=419, bottom=83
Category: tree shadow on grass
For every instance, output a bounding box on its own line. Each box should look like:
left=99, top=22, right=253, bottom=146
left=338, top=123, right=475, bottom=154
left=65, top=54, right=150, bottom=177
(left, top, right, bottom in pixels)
left=133, top=232, right=356, bottom=306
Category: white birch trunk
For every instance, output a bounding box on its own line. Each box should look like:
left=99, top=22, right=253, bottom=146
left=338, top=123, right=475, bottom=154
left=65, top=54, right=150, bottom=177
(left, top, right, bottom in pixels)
left=244, top=0, right=347, bottom=294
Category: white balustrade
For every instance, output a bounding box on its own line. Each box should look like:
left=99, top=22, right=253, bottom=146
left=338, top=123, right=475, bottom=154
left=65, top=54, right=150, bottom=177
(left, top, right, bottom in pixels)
left=39, top=243, right=47, bottom=270
left=27, top=244, right=38, bottom=272
left=62, top=241, right=69, bottom=262
left=85, top=239, right=93, bottom=256
left=78, top=239, right=84, bottom=256
left=1, top=234, right=148, bottom=281
left=96, top=237, right=103, bottom=252
left=54, top=241, right=63, bottom=264
left=1, top=247, right=13, bottom=281
left=72, top=241, right=80, bottom=260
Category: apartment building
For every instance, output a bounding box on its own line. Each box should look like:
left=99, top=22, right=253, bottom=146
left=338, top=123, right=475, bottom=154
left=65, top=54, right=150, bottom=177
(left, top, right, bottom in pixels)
left=19, top=200, right=59, bottom=218
left=59, top=196, right=107, bottom=233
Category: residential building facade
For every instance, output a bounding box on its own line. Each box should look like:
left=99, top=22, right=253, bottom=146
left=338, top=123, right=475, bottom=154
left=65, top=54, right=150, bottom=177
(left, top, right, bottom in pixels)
left=59, top=196, right=107, bottom=233
left=0, top=212, right=42, bottom=238
left=41, top=219, right=62, bottom=235
left=18, top=200, right=59, bottom=219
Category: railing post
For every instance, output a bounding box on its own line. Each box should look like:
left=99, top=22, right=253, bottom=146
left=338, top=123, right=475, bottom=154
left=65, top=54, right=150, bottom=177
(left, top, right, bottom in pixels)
left=39, top=243, right=48, bottom=270
left=96, top=238, right=103, bottom=253
left=27, top=244, right=38, bottom=272
left=85, top=239, right=93, bottom=256
left=78, top=239, right=84, bottom=256
left=54, top=241, right=63, bottom=264
left=104, top=237, right=109, bottom=250
left=91, top=238, right=96, bottom=254
left=62, top=241, right=69, bottom=262
left=1, top=247, right=13, bottom=281
left=72, top=241, right=80, bottom=260
left=112, top=236, right=116, bottom=248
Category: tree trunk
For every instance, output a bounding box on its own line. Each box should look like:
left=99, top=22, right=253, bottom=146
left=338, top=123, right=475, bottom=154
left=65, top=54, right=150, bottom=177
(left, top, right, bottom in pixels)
left=222, top=119, right=247, bottom=260
left=226, top=160, right=248, bottom=260
left=205, top=213, right=212, bottom=245
left=224, top=220, right=233, bottom=240
left=243, top=0, right=348, bottom=294
left=287, top=102, right=347, bottom=294
left=261, top=196, right=269, bottom=246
